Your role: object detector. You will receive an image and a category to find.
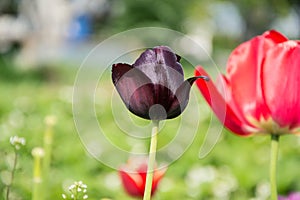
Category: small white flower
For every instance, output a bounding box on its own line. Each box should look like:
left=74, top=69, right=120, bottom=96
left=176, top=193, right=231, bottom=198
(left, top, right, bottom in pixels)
left=31, top=147, right=45, bottom=158
left=10, top=136, right=26, bottom=150
left=44, top=115, right=57, bottom=126
left=62, top=194, right=67, bottom=199
left=69, top=184, right=75, bottom=190
left=65, top=180, right=88, bottom=199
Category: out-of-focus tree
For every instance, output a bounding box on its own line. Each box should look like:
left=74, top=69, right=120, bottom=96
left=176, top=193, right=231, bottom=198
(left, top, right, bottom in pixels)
left=106, top=0, right=189, bottom=32
left=288, top=0, right=300, bottom=34
left=0, top=0, right=18, bottom=15
left=228, top=0, right=291, bottom=39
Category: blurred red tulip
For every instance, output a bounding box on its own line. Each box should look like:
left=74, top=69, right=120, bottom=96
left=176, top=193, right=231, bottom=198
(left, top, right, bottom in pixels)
left=195, top=30, right=300, bottom=136
left=119, top=158, right=166, bottom=198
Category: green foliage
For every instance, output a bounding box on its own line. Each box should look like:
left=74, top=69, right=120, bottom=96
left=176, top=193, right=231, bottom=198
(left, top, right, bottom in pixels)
left=104, top=0, right=189, bottom=33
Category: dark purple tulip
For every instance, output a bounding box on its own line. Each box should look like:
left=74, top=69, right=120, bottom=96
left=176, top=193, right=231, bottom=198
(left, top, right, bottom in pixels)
left=112, top=46, right=208, bottom=120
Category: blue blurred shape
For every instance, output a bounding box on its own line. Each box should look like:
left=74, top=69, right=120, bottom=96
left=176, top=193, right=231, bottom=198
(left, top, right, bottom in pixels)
left=68, top=14, right=92, bottom=42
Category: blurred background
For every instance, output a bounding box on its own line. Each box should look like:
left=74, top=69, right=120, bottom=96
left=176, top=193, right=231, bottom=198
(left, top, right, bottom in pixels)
left=0, top=0, right=299, bottom=67
left=1, top=0, right=300, bottom=199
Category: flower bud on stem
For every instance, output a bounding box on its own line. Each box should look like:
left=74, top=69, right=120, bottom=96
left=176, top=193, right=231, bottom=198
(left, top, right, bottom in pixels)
left=32, top=147, right=45, bottom=200
left=42, top=115, right=56, bottom=198
left=6, top=136, right=26, bottom=200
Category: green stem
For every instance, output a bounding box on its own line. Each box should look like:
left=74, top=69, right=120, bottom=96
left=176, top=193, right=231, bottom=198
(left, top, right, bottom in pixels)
left=43, top=125, right=53, bottom=175
left=6, top=150, right=18, bottom=200
left=73, top=187, right=78, bottom=200
left=270, top=134, right=280, bottom=200
left=42, top=124, right=53, bottom=200
left=32, top=147, right=44, bottom=200
left=143, top=120, right=159, bottom=200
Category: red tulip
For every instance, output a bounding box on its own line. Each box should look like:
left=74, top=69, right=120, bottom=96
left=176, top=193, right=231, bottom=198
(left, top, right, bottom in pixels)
left=195, top=30, right=300, bottom=136
left=119, top=158, right=166, bottom=197
left=112, top=46, right=208, bottom=120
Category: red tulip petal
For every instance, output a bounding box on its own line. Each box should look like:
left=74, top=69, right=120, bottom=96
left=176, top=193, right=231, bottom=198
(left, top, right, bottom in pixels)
left=137, top=163, right=148, bottom=182
left=262, top=41, right=300, bottom=129
left=136, top=164, right=166, bottom=195
left=216, top=75, right=253, bottom=127
left=119, top=169, right=144, bottom=197
left=152, top=168, right=167, bottom=193
left=226, top=30, right=288, bottom=120
left=120, top=160, right=166, bottom=197
left=195, top=67, right=250, bottom=136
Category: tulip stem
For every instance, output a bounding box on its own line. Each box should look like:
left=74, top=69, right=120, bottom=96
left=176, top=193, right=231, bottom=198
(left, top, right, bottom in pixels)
left=270, top=134, right=280, bottom=200
left=143, top=120, right=159, bottom=200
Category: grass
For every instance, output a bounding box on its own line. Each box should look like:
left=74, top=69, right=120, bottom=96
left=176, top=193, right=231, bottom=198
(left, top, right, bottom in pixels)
left=1, top=62, right=300, bottom=200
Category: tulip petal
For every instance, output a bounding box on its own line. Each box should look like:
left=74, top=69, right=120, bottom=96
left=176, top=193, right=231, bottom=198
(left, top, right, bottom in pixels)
left=134, top=46, right=183, bottom=75
left=112, top=63, right=154, bottom=119
left=262, top=41, right=300, bottom=129
left=119, top=170, right=144, bottom=196
left=133, top=46, right=184, bottom=93
left=113, top=64, right=182, bottom=120
left=216, top=75, right=253, bottom=127
left=277, top=196, right=287, bottom=200
left=226, top=30, right=288, bottom=120
left=119, top=159, right=166, bottom=197
left=152, top=168, right=167, bottom=194
left=130, top=83, right=181, bottom=120
left=167, top=76, right=209, bottom=119
left=195, top=67, right=250, bottom=135
left=136, top=164, right=166, bottom=195
left=288, top=192, right=300, bottom=200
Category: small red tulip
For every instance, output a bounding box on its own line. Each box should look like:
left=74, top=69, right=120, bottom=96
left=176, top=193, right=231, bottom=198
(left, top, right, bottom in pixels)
left=195, top=30, right=300, bottom=136
left=112, top=46, right=208, bottom=120
left=119, top=158, right=166, bottom=197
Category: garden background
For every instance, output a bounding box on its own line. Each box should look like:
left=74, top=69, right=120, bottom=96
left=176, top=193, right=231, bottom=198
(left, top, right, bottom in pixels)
left=1, top=0, right=300, bottom=199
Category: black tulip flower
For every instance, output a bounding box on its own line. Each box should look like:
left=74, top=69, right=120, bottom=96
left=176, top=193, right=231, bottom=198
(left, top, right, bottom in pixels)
left=112, top=46, right=209, bottom=120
